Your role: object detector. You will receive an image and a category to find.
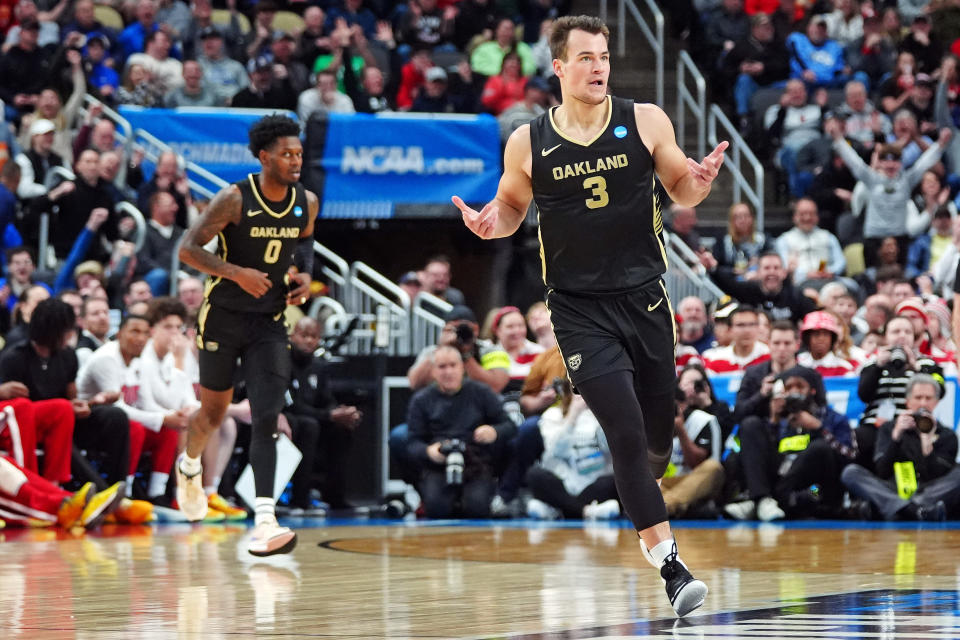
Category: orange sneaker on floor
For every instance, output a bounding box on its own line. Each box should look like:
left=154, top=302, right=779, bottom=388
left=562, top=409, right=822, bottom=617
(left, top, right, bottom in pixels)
left=207, top=493, right=248, bottom=521
left=113, top=498, right=154, bottom=525
left=57, top=482, right=94, bottom=529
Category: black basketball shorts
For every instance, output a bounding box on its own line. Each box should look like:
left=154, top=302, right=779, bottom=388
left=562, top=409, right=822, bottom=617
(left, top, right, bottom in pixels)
left=546, top=279, right=677, bottom=396
left=195, top=303, right=291, bottom=392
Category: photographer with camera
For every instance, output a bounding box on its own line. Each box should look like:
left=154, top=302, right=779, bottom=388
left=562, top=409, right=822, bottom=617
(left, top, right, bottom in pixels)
left=406, top=345, right=516, bottom=519
left=725, top=366, right=855, bottom=521
left=677, top=363, right=734, bottom=439
left=856, top=314, right=945, bottom=470
left=842, top=374, right=960, bottom=520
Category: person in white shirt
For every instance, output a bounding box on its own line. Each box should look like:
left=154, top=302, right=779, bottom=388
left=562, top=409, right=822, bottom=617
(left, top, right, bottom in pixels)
left=297, top=68, right=356, bottom=122
left=775, top=197, right=846, bottom=286
left=76, top=314, right=190, bottom=500
left=702, top=306, right=771, bottom=373
left=125, top=29, right=184, bottom=93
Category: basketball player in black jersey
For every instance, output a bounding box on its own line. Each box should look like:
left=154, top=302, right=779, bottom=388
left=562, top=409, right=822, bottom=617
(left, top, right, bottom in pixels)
left=175, top=114, right=319, bottom=556
left=453, top=16, right=727, bottom=617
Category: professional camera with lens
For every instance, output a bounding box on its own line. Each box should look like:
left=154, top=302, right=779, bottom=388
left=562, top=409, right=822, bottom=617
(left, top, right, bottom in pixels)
left=889, top=346, right=908, bottom=368
left=550, top=377, right=565, bottom=396
left=439, top=438, right=467, bottom=485
left=782, top=392, right=811, bottom=415
left=454, top=323, right=475, bottom=348
left=693, top=378, right=709, bottom=394
left=912, top=408, right=936, bottom=433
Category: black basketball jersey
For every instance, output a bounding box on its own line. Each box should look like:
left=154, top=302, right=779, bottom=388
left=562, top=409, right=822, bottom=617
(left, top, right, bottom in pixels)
left=204, top=173, right=309, bottom=314
left=530, top=96, right=667, bottom=293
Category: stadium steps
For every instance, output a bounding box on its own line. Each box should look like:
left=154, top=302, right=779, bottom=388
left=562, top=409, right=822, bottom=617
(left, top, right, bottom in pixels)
left=581, top=2, right=793, bottom=237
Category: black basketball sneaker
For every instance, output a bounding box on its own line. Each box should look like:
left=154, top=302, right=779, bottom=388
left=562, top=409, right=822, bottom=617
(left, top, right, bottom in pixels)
left=660, top=543, right=708, bottom=617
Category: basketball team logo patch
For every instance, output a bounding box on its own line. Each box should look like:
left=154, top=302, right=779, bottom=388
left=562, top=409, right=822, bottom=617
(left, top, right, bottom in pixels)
left=567, top=353, right=582, bottom=371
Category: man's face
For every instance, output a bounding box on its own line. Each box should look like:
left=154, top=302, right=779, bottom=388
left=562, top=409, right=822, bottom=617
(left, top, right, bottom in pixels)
left=20, top=286, right=49, bottom=322
left=118, top=318, right=150, bottom=358
left=845, top=83, right=867, bottom=112
left=784, top=80, right=807, bottom=107
left=76, top=150, right=100, bottom=185
left=202, top=36, right=223, bottom=59
left=8, top=251, right=33, bottom=282
left=906, top=382, right=938, bottom=413
left=885, top=318, right=915, bottom=349
left=183, top=61, right=203, bottom=88
left=60, top=293, right=83, bottom=325
left=362, top=67, right=384, bottom=95
left=83, top=298, right=110, bottom=338
left=752, top=19, right=774, bottom=42
left=151, top=192, right=178, bottom=226
left=807, top=18, right=827, bottom=45
left=793, top=200, right=818, bottom=232
left=555, top=29, right=609, bottom=106
left=91, top=121, right=115, bottom=151
left=151, top=313, right=183, bottom=354
left=671, top=207, right=696, bottom=234
left=99, top=152, right=120, bottom=181
left=178, top=278, right=203, bottom=310
left=156, top=153, right=178, bottom=180
left=784, top=375, right=813, bottom=398
left=75, top=0, right=94, bottom=24
left=261, top=137, right=303, bottom=186
left=769, top=328, right=798, bottom=365
left=424, top=261, right=450, bottom=294
left=33, top=131, right=54, bottom=154
left=678, top=297, right=706, bottom=326
left=900, top=309, right=926, bottom=341
left=126, top=281, right=153, bottom=305
left=758, top=255, right=785, bottom=291
left=891, top=283, right=914, bottom=307
left=433, top=348, right=464, bottom=392
left=831, top=296, right=857, bottom=322
left=731, top=311, right=758, bottom=348
left=290, top=322, right=322, bottom=354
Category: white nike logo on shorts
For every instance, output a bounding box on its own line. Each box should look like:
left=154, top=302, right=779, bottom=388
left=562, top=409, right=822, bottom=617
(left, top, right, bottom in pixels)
left=648, top=298, right=663, bottom=312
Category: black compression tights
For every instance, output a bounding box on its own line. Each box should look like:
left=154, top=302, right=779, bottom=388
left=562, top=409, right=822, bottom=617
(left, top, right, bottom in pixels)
left=576, top=370, right=675, bottom=531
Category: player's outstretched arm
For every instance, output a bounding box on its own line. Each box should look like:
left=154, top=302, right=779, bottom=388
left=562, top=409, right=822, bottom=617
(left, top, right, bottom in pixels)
left=636, top=104, right=728, bottom=207
left=453, top=124, right=533, bottom=239
left=179, top=185, right=271, bottom=298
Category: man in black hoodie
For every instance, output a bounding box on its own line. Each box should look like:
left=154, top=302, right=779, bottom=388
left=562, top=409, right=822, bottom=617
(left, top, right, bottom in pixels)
left=708, top=251, right=817, bottom=321
left=283, top=316, right=362, bottom=512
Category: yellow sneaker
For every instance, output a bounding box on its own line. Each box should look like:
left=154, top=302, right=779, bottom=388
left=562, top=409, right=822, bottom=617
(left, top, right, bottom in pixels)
left=202, top=508, right=226, bottom=523
left=113, top=498, right=154, bottom=525
left=207, top=493, right=248, bottom=521
left=81, top=481, right=125, bottom=529
left=57, top=482, right=94, bottom=529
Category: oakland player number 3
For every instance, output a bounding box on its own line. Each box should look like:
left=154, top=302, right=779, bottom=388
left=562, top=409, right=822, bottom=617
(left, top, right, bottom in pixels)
left=583, top=176, right=609, bottom=209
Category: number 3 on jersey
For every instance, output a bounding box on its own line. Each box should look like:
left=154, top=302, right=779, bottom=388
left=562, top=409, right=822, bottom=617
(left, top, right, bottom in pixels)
left=264, top=239, right=282, bottom=264
left=583, top=176, right=609, bottom=209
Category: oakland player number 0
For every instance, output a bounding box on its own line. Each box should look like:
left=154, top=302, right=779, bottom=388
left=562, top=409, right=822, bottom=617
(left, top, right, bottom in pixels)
left=583, top=176, right=609, bottom=209
left=264, top=239, right=282, bottom=264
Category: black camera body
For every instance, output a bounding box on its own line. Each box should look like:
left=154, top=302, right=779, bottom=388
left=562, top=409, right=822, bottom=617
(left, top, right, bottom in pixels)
left=454, top=323, right=474, bottom=348
left=782, top=392, right=810, bottom=415
left=889, top=346, right=908, bottom=368
left=912, top=408, right=936, bottom=433
left=693, top=378, right=709, bottom=394
left=551, top=376, right=565, bottom=396
left=439, top=438, right=467, bottom=485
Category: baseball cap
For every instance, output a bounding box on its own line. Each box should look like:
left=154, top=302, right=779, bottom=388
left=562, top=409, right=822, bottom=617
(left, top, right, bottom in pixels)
left=444, top=305, right=477, bottom=324
left=87, top=32, right=110, bottom=48
left=916, top=72, right=935, bottom=87
left=398, top=271, right=420, bottom=286
left=73, top=260, right=104, bottom=281
left=199, top=25, right=223, bottom=40
left=895, top=297, right=928, bottom=322
left=425, top=66, right=447, bottom=83
left=29, top=118, right=55, bottom=137
left=811, top=14, right=827, bottom=26
left=272, top=30, right=295, bottom=42
left=20, top=19, right=39, bottom=31
left=247, top=54, right=273, bottom=73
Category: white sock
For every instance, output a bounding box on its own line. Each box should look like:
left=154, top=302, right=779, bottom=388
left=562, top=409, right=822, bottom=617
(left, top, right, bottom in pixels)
left=204, top=476, right=221, bottom=496
left=179, top=454, right=202, bottom=477
left=148, top=472, right=169, bottom=498
left=125, top=475, right=135, bottom=497
left=648, top=538, right=678, bottom=568
left=255, top=497, right=276, bottom=526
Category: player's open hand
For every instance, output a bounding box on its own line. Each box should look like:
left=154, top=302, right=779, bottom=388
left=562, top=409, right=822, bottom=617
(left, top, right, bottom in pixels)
left=286, top=270, right=311, bottom=306
left=234, top=267, right=271, bottom=298
left=453, top=195, right=499, bottom=239
left=688, top=141, right=728, bottom=187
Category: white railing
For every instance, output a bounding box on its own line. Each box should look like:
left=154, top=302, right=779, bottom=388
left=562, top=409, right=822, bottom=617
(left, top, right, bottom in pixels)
left=676, top=50, right=706, bottom=162
left=411, top=291, right=451, bottom=354
left=708, top=104, right=765, bottom=229
left=663, top=231, right=724, bottom=304
left=346, top=261, right=411, bottom=355
left=114, top=201, right=148, bottom=252
left=601, top=0, right=663, bottom=106
left=315, top=241, right=349, bottom=302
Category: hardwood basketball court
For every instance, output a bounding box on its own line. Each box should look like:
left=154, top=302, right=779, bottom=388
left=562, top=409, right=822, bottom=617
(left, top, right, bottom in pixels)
left=2, top=518, right=958, bottom=639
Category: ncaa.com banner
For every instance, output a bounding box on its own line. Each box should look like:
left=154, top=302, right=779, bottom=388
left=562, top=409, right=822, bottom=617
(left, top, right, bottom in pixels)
left=305, top=112, right=501, bottom=219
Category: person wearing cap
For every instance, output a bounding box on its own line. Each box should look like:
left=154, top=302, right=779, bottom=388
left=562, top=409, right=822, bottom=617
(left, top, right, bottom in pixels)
left=83, top=32, right=120, bottom=100
left=842, top=373, right=959, bottom=521
left=2, top=0, right=62, bottom=54
left=196, top=26, right=249, bottom=106
left=720, top=12, right=788, bottom=132
left=831, top=113, right=950, bottom=267
left=895, top=297, right=957, bottom=372
left=900, top=13, right=941, bottom=74
left=924, top=297, right=954, bottom=356
left=13, top=118, right=63, bottom=199
left=725, top=364, right=855, bottom=521
left=797, top=310, right=857, bottom=377
left=497, top=74, right=550, bottom=141
left=711, top=302, right=736, bottom=349
left=701, top=305, right=772, bottom=373
left=230, top=54, right=296, bottom=110
left=411, top=65, right=456, bottom=113
left=421, top=254, right=465, bottom=306
left=270, top=30, right=310, bottom=96
left=397, top=271, right=421, bottom=301
left=0, top=15, right=57, bottom=117
left=785, top=14, right=856, bottom=89
left=298, top=68, right=356, bottom=121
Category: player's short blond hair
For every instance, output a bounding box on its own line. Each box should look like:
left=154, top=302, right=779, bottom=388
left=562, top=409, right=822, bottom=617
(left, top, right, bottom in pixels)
left=549, top=15, right=610, bottom=63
